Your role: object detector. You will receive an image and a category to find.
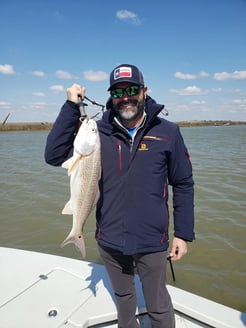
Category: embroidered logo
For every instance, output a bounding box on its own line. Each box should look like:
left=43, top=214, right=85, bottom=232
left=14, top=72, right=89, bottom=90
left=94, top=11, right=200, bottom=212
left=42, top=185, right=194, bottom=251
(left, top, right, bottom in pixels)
left=139, top=142, right=149, bottom=151
left=114, top=67, right=132, bottom=80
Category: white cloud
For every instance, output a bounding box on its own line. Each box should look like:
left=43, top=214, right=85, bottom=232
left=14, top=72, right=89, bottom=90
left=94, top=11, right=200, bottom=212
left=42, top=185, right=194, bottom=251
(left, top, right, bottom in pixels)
left=0, top=101, right=11, bottom=109
left=214, top=72, right=230, bottom=80
left=232, top=99, right=246, bottom=108
left=49, top=85, right=65, bottom=93
left=169, top=85, right=208, bottom=96
left=56, top=70, right=79, bottom=80
left=211, top=88, right=222, bottom=93
left=83, top=70, right=108, bottom=82
left=232, top=89, right=246, bottom=97
left=174, top=72, right=196, bottom=80
left=174, top=71, right=209, bottom=80
left=32, top=92, right=45, bottom=97
left=199, top=71, right=209, bottom=78
left=0, top=64, right=16, bottom=75
left=31, top=71, right=46, bottom=77
left=174, top=104, right=191, bottom=112
left=214, top=70, right=246, bottom=80
left=191, top=100, right=206, bottom=105
left=231, top=71, right=246, bottom=80
left=116, top=10, right=141, bottom=25
left=31, top=102, right=46, bottom=109
left=230, top=98, right=246, bottom=114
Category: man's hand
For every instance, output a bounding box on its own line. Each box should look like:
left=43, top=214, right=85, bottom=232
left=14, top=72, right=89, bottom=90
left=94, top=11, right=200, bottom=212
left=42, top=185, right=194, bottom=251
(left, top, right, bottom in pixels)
left=169, top=237, right=187, bottom=261
left=67, top=84, right=86, bottom=104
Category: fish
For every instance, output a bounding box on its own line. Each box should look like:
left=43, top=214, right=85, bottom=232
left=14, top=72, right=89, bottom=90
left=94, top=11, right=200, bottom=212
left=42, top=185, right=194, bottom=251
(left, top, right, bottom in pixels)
left=61, top=118, right=101, bottom=258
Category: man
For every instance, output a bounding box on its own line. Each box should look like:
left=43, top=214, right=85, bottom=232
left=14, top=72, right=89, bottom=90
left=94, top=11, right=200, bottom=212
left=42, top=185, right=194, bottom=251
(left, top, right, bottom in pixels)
left=45, top=64, right=195, bottom=327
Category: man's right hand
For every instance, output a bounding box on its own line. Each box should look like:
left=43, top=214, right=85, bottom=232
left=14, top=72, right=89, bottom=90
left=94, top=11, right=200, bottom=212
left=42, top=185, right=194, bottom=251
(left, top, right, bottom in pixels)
left=67, top=84, right=86, bottom=104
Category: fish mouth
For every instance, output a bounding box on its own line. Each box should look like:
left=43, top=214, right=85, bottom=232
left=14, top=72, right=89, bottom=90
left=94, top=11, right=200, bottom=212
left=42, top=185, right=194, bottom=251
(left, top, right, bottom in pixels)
left=80, top=116, right=89, bottom=122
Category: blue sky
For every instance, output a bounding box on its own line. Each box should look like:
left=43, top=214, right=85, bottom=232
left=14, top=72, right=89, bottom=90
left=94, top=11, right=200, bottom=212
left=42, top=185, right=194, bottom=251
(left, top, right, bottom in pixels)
left=0, top=0, right=246, bottom=123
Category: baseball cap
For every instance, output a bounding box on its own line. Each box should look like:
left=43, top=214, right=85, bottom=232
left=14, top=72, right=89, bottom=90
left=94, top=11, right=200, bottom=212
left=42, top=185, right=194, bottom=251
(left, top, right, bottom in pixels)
left=108, top=64, right=144, bottom=91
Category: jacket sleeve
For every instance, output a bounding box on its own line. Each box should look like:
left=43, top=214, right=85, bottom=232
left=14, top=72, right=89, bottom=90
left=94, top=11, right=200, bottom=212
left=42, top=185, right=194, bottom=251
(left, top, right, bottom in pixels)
left=44, top=101, right=80, bottom=166
left=168, top=126, right=195, bottom=242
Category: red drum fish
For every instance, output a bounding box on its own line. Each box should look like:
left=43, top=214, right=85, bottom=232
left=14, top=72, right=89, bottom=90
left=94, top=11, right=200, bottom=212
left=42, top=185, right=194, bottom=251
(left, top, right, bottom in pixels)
left=61, top=118, right=101, bottom=257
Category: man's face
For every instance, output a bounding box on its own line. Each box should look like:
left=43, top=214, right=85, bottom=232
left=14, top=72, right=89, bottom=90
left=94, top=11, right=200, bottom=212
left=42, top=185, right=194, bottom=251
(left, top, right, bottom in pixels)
left=110, top=83, right=147, bottom=122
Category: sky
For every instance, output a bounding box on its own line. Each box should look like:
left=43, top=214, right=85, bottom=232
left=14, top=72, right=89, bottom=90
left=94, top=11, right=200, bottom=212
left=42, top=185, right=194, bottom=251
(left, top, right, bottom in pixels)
left=0, top=0, right=246, bottom=123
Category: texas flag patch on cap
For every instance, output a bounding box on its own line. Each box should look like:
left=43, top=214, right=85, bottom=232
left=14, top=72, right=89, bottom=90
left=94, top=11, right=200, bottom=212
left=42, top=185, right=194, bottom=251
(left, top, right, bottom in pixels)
left=114, top=66, right=132, bottom=80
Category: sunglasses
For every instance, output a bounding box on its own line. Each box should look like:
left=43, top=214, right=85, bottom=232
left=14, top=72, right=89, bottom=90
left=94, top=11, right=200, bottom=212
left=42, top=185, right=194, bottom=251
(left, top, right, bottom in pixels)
left=110, top=85, right=142, bottom=99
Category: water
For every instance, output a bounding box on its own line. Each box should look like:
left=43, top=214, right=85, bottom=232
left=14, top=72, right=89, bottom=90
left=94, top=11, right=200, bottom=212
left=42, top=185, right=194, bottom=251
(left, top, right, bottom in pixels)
left=0, top=126, right=245, bottom=312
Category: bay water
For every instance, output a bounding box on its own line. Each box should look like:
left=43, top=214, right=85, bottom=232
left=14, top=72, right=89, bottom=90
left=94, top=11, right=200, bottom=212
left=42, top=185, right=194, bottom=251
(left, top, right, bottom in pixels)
left=0, top=125, right=245, bottom=312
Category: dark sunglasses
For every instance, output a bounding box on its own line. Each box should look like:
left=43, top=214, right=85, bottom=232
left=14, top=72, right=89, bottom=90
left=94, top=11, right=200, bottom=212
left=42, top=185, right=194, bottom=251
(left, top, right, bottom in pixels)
left=110, top=85, right=142, bottom=99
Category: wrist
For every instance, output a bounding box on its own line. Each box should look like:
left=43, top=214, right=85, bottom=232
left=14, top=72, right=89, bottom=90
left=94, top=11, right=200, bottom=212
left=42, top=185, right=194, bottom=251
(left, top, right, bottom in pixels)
left=66, top=100, right=80, bottom=110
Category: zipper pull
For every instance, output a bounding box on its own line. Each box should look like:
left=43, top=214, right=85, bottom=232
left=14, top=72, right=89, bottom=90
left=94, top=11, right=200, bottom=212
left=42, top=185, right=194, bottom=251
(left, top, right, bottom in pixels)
left=117, top=140, right=122, bottom=175
left=129, top=138, right=133, bottom=152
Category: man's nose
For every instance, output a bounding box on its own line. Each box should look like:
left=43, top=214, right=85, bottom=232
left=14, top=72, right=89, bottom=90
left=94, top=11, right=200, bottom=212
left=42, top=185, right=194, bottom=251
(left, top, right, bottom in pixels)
left=122, top=91, right=129, bottom=100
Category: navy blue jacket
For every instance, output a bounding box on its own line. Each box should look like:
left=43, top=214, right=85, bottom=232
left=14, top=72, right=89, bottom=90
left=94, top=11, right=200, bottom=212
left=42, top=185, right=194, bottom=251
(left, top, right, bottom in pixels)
left=45, top=96, right=195, bottom=255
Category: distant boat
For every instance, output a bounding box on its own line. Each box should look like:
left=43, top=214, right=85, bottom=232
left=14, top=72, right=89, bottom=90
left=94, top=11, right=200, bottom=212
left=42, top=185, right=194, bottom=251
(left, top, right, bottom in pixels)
left=0, top=247, right=245, bottom=327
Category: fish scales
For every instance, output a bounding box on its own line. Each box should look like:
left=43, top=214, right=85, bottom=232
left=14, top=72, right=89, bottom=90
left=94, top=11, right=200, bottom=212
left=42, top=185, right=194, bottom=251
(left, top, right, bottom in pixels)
left=61, top=118, right=101, bottom=257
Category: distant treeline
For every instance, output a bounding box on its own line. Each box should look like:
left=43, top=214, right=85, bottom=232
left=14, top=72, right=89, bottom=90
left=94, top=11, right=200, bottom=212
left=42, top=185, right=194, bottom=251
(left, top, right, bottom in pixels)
left=177, top=120, right=246, bottom=127
left=0, top=121, right=245, bottom=131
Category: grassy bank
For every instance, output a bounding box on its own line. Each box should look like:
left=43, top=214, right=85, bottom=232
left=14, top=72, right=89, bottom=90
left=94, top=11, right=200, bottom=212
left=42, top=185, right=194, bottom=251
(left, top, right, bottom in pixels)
left=0, top=122, right=53, bottom=131
left=0, top=120, right=245, bottom=131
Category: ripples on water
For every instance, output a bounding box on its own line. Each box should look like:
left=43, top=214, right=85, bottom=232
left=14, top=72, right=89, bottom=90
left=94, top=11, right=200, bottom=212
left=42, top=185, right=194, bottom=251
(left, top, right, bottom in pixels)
left=0, top=126, right=245, bottom=312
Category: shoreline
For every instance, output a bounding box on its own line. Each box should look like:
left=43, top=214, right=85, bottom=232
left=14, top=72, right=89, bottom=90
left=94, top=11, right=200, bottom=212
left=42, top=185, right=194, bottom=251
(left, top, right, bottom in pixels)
left=0, top=120, right=245, bottom=131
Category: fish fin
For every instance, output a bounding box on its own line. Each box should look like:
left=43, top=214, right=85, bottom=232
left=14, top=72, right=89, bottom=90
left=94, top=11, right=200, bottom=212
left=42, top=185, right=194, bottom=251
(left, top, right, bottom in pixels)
left=67, top=155, right=82, bottom=176
left=62, top=200, right=73, bottom=215
left=61, top=157, right=73, bottom=170
left=61, top=234, right=86, bottom=258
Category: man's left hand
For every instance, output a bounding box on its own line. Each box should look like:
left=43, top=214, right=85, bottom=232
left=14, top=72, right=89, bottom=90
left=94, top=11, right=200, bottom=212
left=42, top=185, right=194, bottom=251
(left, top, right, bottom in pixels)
left=169, top=237, right=187, bottom=261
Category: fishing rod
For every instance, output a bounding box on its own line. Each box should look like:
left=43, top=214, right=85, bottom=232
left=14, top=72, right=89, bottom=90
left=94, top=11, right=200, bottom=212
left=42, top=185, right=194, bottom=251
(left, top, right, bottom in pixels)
left=78, top=96, right=88, bottom=120
left=84, top=95, right=105, bottom=111
left=167, top=256, right=176, bottom=281
left=78, top=95, right=105, bottom=121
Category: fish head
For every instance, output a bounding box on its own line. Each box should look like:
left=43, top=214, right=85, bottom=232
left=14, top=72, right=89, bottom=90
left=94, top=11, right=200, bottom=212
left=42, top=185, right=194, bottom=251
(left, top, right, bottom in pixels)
left=74, top=118, right=99, bottom=156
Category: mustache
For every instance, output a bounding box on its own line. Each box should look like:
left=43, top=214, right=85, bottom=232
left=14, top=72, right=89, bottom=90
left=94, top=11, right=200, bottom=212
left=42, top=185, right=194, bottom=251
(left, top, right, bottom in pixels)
left=114, top=99, right=138, bottom=110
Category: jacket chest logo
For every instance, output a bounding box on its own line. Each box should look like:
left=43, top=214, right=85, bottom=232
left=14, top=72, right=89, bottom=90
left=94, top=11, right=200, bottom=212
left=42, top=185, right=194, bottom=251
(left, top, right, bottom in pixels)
left=138, top=142, right=149, bottom=151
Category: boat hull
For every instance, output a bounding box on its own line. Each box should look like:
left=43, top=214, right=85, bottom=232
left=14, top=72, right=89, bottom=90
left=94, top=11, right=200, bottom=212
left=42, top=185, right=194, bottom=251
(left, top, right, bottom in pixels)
left=0, top=247, right=245, bottom=328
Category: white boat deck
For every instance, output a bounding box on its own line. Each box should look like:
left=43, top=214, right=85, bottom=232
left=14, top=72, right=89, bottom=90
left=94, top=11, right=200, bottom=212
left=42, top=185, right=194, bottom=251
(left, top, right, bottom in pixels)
left=0, top=247, right=245, bottom=328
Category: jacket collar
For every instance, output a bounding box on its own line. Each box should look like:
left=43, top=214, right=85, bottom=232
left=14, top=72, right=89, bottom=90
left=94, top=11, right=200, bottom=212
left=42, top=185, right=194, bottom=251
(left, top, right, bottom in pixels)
left=100, top=95, right=164, bottom=132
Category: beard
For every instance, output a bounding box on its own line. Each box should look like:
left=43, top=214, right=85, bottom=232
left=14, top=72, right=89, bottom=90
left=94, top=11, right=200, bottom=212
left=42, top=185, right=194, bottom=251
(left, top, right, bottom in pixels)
left=113, top=99, right=145, bottom=122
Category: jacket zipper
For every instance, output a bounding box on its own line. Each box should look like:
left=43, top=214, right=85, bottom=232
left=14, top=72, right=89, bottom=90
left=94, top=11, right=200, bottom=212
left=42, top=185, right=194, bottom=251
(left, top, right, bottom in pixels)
left=117, top=140, right=122, bottom=175
left=160, top=183, right=169, bottom=244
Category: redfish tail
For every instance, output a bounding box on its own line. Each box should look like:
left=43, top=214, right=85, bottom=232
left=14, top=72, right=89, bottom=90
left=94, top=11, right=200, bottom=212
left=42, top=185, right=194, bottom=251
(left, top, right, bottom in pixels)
left=61, top=234, right=86, bottom=258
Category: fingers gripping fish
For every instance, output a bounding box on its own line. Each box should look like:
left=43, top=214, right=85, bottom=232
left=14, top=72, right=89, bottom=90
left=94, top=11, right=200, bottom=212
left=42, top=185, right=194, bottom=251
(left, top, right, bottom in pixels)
left=61, top=118, right=101, bottom=257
